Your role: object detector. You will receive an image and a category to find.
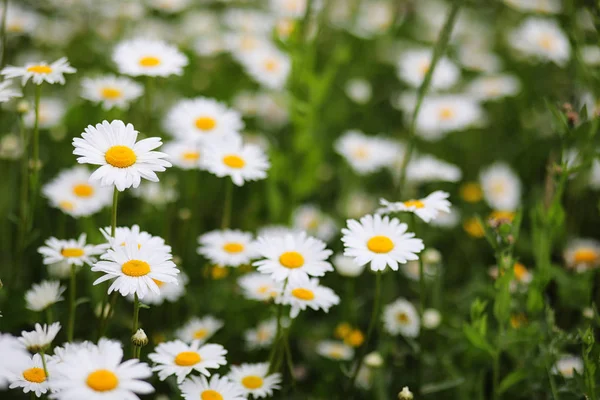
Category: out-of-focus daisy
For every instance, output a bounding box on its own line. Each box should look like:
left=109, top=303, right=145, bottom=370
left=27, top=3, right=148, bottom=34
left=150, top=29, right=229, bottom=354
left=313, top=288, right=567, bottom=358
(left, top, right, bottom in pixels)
left=5, top=5, right=39, bottom=35
left=197, top=229, right=257, bottom=267
left=19, top=322, right=61, bottom=352
left=240, top=45, right=291, bottom=90
left=504, top=0, right=562, bottom=14
left=467, top=74, right=521, bottom=101
left=148, top=0, right=191, bottom=13
left=130, top=181, right=179, bottom=207
left=401, top=258, right=440, bottom=281
left=345, top=78, right=372, bottom=104
left=24, top=97, right=66, bottom=129
left=551, top=355, right=583, bottom=378
left=1, top=57, right=75, bottom=86
left=204, top=136, right=270, bottom=186
left=42, top=166, right=113, bottom=218
left=222, top=9, right=274, bottom=34
left=382, top=298, right=420, bottom=337
left=238, top=273, right=281, bottom=301
left=406, top=155, right=462, bottom=183
left=413, top=95, right=485, bottom=141
left=581, top=46, right=600, bottom=66
left=378, top=191, right=451, bottom=223
left=73, top=120, right=171, bottom=191
left=6, top=353, right=49, bottom=397
left=334, top=130, right=400, bottom=175
left=180, top=375, right=246, bottom=400
left=341, top=214, right=424, bottom=272
left=0, top=334, right=29, bottom=389
left=270, top=0, right=307, bottom=18
left=149, top=340, right=227, bottom=384
left=480, top=162, right=522, bottom=211
left=80, top=75, right=143, bottom=110
left=245, top=319, right=277, bottom=350
left=113, top=38, right=188, bottom=77
left=316, top=340, right=354, bottom=361
left=509, top=17, right=570, bottom=65
left=175, top=316, right=224, bottom=344
left=92, top=242, right=179, bottom=299
left=0, top=80, right=21, bottom=102
left=255, top=92, right=290, bottom=127
left=564, top=239, right=600, bottom=273
left=133, top=271, right=188, bottom=306
left=333, top=254, right=366, bottom=277
left=277, top=275, right=340, bottom=318
left=228, top=363, right=281, bottom=398
left=194, top=35, right=227, bottom=57
left=38, top=234, right=106, bottom=268
left=254, top=231, right=333, bottom=282
left=423, top=309, right=442, bottom=329
left=458, top=46, right=503, bottom=73
left=25, top=280, right=65, bottom=312
left=162, top=140, right=205, bottom=170
left=352, top=0, right=395, bottom=38
left=292, top=205, right=337, bottom=242
left=396, top=48, right=460, bottom=91
left=100, top=224, right=172, bottom=253
left=225, top=32, right=271, bottom=62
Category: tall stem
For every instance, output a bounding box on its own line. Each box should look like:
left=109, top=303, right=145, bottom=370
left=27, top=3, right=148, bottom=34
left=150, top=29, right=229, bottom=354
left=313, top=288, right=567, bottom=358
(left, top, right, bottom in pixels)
left=31, top=84, right=42, bottom=198
left=67, top=265, right=76, bottom=342
left=0, top=0, right=8, bottom=69
left=98, top=188, right=119, bottom=337
left=411, top=213, right=426, bottom=395
left=45, top=307, right=53, bottom=324
left=16, top=114, right=28, bottom=281
left=132, top=293, right=140, bottom=358
left=111, top=187, right=118, bottom=236
left=39, top=351, right=49, bottom=378
left=221, top=180, right=233, bottom=229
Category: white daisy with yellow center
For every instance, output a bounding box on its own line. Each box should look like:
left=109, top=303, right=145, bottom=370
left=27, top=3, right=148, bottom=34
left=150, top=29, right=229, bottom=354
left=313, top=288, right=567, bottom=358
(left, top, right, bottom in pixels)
left=551, top=355, right=584, bottom=378
left=148, top=340, right=227, bottom=384
left=1, top=57, right=75, bottom=85
left=292, top=204, right=338, bottom=242
left=112, top=38, right=188, bottom=77
left=19, top=322, right=61, bottom=352
left=479, top=162, right=522, bottom=212
left=353, top=1, right=395, bottom=38
left=73, top=120, right=171, bottom=191
left=38, top=234, right=106, bottom=267
left=6, top=353, right=50, bottom=397
left=334, top=130, right=400, bottom=175
left=377, top=191, right=452, bottom=223
left=100, top=224, right=172, bottom=253
left=130, top=271, right=188, bottom=306
left=25, top=280, right=65, bottom=312
left=240, top=44, right=291, bottom=90
left=5, top=5, right=39, bottom=35
left=406, top=154, right=462, bottom=183
left=162, top=140, right=206, bottom=170
left=466, top=74, right=521, bottom=101
left=176, top=316, right=224, bottom=345
left=91, top=241, right=179, bottom=299
left=180, top=374, right=246, bottom=400
left=564, top=239, right=600, bottom=273
left=0, top=334, right=29, bottom=389
left=228, top=363, right=281, bottom=398
left=0, top=80, right=21, bottom=103
left=244, top=319, right=277, bottom=350
left=396, top=48, right=460, bottom=90
left=277, top=275, right=340, bottom=318
left=415, top=95, right=485, bottom=141
left=204, top=135, right=270, bottom=187
left=197, top=229, right=257, bottom=267
left=238, top=273, right=282, bottom=302
left=316, top=340, right=355, bottom=361
left=80, top=75, right=143, bottom=110
left=382, top=298, right=420, bottom=338
left=509, top=17, right=570, bottom=65
left=23, top=97, right=66, bottom=129
left=504, top=0, right=562, bottom=14
left=342, top=214, right=424, bottom=272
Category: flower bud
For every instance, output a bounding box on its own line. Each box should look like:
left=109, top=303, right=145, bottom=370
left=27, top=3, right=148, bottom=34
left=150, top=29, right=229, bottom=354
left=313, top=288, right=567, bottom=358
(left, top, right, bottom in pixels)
left=364, top=352, right=383, bottom=368
left=131, top=328, right=148, bottom=347
left=16, top=100, right=30, bottom=114
left=398, top=386, right=413, bottom=400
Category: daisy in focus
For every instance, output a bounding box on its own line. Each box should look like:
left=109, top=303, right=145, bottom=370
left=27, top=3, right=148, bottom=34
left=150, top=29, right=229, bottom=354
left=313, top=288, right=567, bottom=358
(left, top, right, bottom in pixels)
left=197, top=229, right=257, bottom=267
left=175, top=316, right=224, bottom=344
left=25, top=280, right=65, bottom=312
left=564, top=239, right=600, bottom=273
left=245, top=319, right=277, bottom=350
left=1, top=57, right=75, bottom=85
left=0, top=334, right=29, bottom=390
left=113, top=38, right=188, bottom=77
left=396, top=48, right=460, bottom=90
left=334, top=130, right=400, bottom=175
left=377, top=191, right=451, bottom=223
left=180, top=375, right=246, bottom=400
left=132, top=272, right=188, bottom=306
left=80, top=75, right=143, bottom=110
left=5, top=353, right=50, bottom=397
left=19, top=322, right=61, bottom=352
left=238, top=273, right=281, bottom=301
left=38, top=234, right=106, bottom=267
left=316, top=340, right=354, bottom=361
left=72, top=120, right=171, bottom=191
left=341, top=214, right=424, bottom=272
left=162, top=140, right=206, bottom=170
left=508, top=17, right=570, bottom=65
left=382, top=298, right=420, bottom=338
left=228, top=363, right=281, bottom=398
left=277, top=275, right=340, bottom=318
left=480, top=162, right=522, bottom=212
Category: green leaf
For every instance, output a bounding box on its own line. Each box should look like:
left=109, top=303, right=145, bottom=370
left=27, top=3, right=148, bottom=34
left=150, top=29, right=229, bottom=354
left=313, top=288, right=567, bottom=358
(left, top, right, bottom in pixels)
left=498, top=369, right=528, bottom=394
left=421, top=378, right=465, bottom=394
left=463, top=324, right=495, bottom=357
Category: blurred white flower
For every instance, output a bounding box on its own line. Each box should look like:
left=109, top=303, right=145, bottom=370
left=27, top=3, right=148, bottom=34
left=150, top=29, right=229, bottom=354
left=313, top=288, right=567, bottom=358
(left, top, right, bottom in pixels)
left=25, top=280, right=65, bottom=312
left=396, top=48, right=460, bottom=91
left=80, top=75, right=143, bottom=110
left=383, top=298, right=420, bottom=337
left=1, top=57, right=75, bottom=86
left=423, top=308, right=442, bottom=329
left=552, top=355, right=583, bottom=378
left=24, top=97, right=66, bottom=129
left=333, top=254, right=366, bottom=277
left=406, top=155, right=462, bottom=183
left=466, top=74, right=521, bottom=101
left=345, top=78, right=372, bottom=104
left=113, top=38, right=188, bottom=77
left=335, top=130, right=400, bottom=175
left=480, top=162, right=522, bottom=211
left=316, top=340, right=354, bottom=361
left=508, top=17, right=570, bottom=65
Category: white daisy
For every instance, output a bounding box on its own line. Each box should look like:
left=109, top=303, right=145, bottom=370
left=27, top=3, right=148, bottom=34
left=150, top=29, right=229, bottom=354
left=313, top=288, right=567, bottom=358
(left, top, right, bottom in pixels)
left=23, top=97, right=66, bottom=129
left=194, top=35, right=228, bottom=57
left=222, top=9, right=274, bottom=34
left=72, top=120, right=171, bottom=191
left=333, top=254, right=366, bottom=277
left=334, top=130, right=401, bottom=175
left=113, top=38, right=188, bottom=77
left=38, top=234, right=106, bottom=267
left=5, top=4, right=39, bottom=35
left=0, top=80, right=21, bottom=102
left=100, top=224, right=172, bottom=253
left=42, top=166, right=113, bottom=218
left=132, top=271, right=188, bottom=306
left=149, top=340, right=227, bottom=384
left=19, top=322, right=61, bottom=352
left=396, top=48, right=460, bottom=91
left=504, top=0, right=562, bottom=14
left=175, top=316, right=224, bottom=344
left=480, top=162, right=522, bottom=211
left=581, top=45, right=600, bottom=66
left=382, top=298, right=420, bottom=337
left=269, top=0, right=307, bottom=18
left=130, top=181, right=179, bottom=207
left=466, top=74, right=521, bottom=101
left=345, top=78, right=372, bottom=104
left=228, top=363, right=281, bottom=398
left=180, top=374, right=246, bottom=400
left=238, top=272, right=282, bottom=301
left=244, top=319, right=277, bottom=350
left=564, top=239, right=600, bottom=273
left=277, top=275, right=340, bottom=318
left=551, top=355, right=583, bottom=378
left=91, top=241, right=179, bottom=299
left=341, top=214, right=424, bottom=272
left=148, top=0, right=191, bottom=13
left=352, top=0, right=395, bottom=38
left=162, top=140, right=206, bottom=170
left=6, top=353, right=50, bottom=397
left=225, top=33, right=271, bottom=62
left=1, top=57, right=75, bottom=86
left=197, top=229, right=257, bottom=267
left=0, top=334, right=29, bottom=389
left=240, top=45, right=291, bottom=90
left=292, top=205, right=338, bottom=242
left=25, top=280, right=65, bottom=312
left=80, top=75, right=144, bottom=110
left=458, top=46, right=503, bottom=73
left=406, top=154, right=462, bottom=183
left=253, top=231, right=333, bottom=282
left=508, top=17, right=570, bottom=65
left=316, top=340, right=354, bottom=361
left=377, top=191, right=452, bottom=223
left=423, top=309, right=442, bottom=329
left=204, top=135, right=270, bottom=186
left=414, top=95, right=485, bottom=141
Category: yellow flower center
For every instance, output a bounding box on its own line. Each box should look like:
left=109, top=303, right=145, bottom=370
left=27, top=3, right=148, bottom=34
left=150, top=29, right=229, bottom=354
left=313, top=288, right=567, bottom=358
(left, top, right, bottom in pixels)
left=460, top=182, right=483, bottom=203
left=223, top=242, right=244, bottom=253
left=152, top=279, right=164, bottom=287
left=335, top=322, right=352, bottom=339
left=510, top=313, right=527, bottom=329
left=257, top=329, right=270, bottom=341
left=538, top=34, right=555, bottom=50
left=490, top=181, right=506, bottom=195
left=463, top=218, right=485, bottom=238
left=438, top=107, right=455, bottom=120
left=264, top=59, right=279, bottom=72
left=195, top=116, right=217, bottom=131
left=201, top=390, right=223, bottom=400
left=513, top=262, right=528, bottom=281
left=241, top=375, right=264, bottom=389
left=396, top=312, right=409, bottom=324
left=174, top=351, right=201, bottom=366
left=291, top=287, right=315, bottom=300
left=139, top=56, right=161, bottom=67
left=419, top=61, right=430, bottom=75
left=61, top=248, right=84, bottom=257
left=279, top=251, right=304, bottom=269
left=121, top=260, right=151, bottom=277
left=27, top=65, right=53, bottom=74
left=489, top=211, right=515, bottom=222
left=60, top=200, right=75, bottom=211
left=73, top=183, right=94, bottom=198
left=101, top=87, right=123, bottom=100
left=345, top=330, right=365, bottom=347
left=257, top=285, right=270, bottom=294
left=193, top=328, right=208, bottom=339
left=574, top=249, right=599, bottom=264
left=352, top=147, right=369, bottom=159
left=403, top=200, right=425, bottom=209
left=105, top=145, right=137, bottom=168
left=182, top=151, right=200, bottom=161
left=211, top=266, right=229, bottom=279
left=328, top=348, right=345, bottom=359
left=22, top=367, right=46, bottom=383
left=222, top=155, right=245, bottom=169
left=367, top=236, right=394, bottom=253
left=86, top=369, right=119, bottom=392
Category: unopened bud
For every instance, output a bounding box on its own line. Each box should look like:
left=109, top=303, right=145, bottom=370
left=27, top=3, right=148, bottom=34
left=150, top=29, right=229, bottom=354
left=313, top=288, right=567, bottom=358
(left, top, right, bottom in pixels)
left=16, top=100, right=30, bottom=114
left=132, top=328, right=148, bottom=347
left=422, top=248, right=441, bottom=264
left=364, top=352, right=383, bottom=368
left=398, top=386, right=413, bottom=400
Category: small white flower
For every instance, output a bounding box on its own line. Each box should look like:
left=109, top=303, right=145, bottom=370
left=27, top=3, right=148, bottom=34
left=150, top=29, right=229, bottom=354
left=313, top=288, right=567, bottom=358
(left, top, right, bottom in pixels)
left=5, top=4, right=39, bottom=35
left=130, top=181, right=179, bottom=207
left=175, top=316, right=224, bottom=344
left=0, top=334, right=29, bottom=390
left=581, top=45, right=600, bottom=66
left=19, top=322, right=61, bottom=352
left=204, top=136, right=270, bottom=186
left=508, top=17, right=570, bottom=65
left=269, top=0, right=307, bottom=18
left=335, top=130, right=401, bottom=175
left=23, top=97, right=66, bottom=129
left=466, top=74, right=521, bottom=101
left=552, top=355, right=583, bottom=378
left=423, top=308, right=442, bottom=329
left=377, top=191, right=452, bottom=223
left=238, top=273, right=282, bottom=301
left=197, top=229, right=257, bottom=267
left=162, top=140, right=205, bottom=170
left=397, top=48, right=460, bottom=90
left=38, top=234, right=106, bottom=267
left=80, top=75, right=143, bottom=110
left=292, top=205, right=338, bottom=242
left=332, top=254, right=366, bottom=277
left=564, top=238, right=600, bottom=273
left=414, top=95, right=485, bottom=141
left=25, top=281, right=65, bottom=312
left=0, top=80, right=21, bottom=102
left=240, top=44, right=291, bottom=90
left=383, top=298, right=420, bottom=337
left=100, top=224, right=172, bottom=253
left=345, top=78, right=372, bottom=104
left=316, top=340, right=354, bottom=361
left=480, top=162, right=522, bottom=211
left=244, top=319, right=277, bottom=350
left=406, top=155, right=462, bottom=183
left=277, top=275, right=340, bottom=318
left=113, top=38, right=188, bottom=77
left=1, top=57, right=75, bottom=86
left=228, top=362, right=281, bottom=398
left=180, top=374, right=246, bottom=400
left=6, top=353, right=50, bottom=397
left=130, top=271, right=187, bottom=306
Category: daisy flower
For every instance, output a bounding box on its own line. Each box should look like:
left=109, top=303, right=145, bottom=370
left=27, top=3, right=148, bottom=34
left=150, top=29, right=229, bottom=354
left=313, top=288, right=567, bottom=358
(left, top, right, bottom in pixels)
left=19, top=322, right=61, bottom=352
left=132, top=271, right=188, bottom=306
left=253, top=231, right=333, bottom=282
left=5, top=4, right=39, bottom=35
left=377, top=191, right=452, bottom=223
left=92, top=241, right=179, bottom=299
left=564, top=239, right=600, bottom=273
left=0, top=80, right=21, bottom=102
left=25, top=280, right=65, bottom=312
left=0, top=334, right=29, bottom=389
left=551, top=355, right=584, bottom=378
left=245, top=319, right=277, bottom=350
left=423, top=309, right=442, bottom=329
left=238, top=273, right=282, bottom=301
left=130, top=181, right=179, bottom=207
left=175, top=316, right=225, bottom=344
left=406, top=155, right=462, bottom=183
left=228, top=363, right=281, bottom=398
left=164, top=97, right=244, bottom=143
left=269, top=0, right=307, bottom=18
left=341, top=214, right=424, bottom=272
left=396, top=48, right=460, bottom=90
left=504, top=0, right=562, bottom=14
left=80, top=75, right=143, bottom=110
left=458, top=46, right=503, bottom=73
left=149, top=340, right=227, bottom=384
left=333, top=254, right=366, bottom=277
left=240, top=45, right=291, bottom=90
left=204, top=136, right=270, bottom=186
left=149, top=0, right=191, bottom=13
left=162, top=140, right=206, bottom=170
left=508, top=17, right=570, bottom=65
left=180, top=375, right=246, bottom=400
left=42, top=166, right=113, bottom=218
left=466, top=74, right=521, bottom=101
left=316, top=340, right=354, bottom=361
left=197, top=229, right=257, bottom=267
left=222, top=9, right=274, bottom=34
left=24, top=97, right=66, bottom=129
left=292, top=205, right=338, bottom=242
left=352, top=1, right=395, bottom=38
left=100, top=224, right=172, bottom=253
left=1, top=57, right=75, bottom=86
left=414, top=95, right=485, bottom=141
left=113, top=38, right=188, bottom=77
left=225, top=32, right=271, bottom=61
left=72, top=120, right=171, bottom=191
left=480, top=162, right=522, bottom=211
left=38, top=234, right=106, bottom=267
left=345, top=78, right=372, bottom=104
left=6, top=353, right=50, bottom=397
left=382, top=298, right=420, bottom=337
left=277, top=275, right=340, bottom=318
left=334, top=130, right=401, bottom=175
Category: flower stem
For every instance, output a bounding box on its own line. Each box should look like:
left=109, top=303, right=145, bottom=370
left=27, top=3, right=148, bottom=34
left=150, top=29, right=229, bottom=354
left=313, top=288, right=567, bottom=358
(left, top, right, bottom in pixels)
left=67, top=265, right=76, bottom=342
left=268, top=301, right=284, bottom=374
left=132, top=293, right=140, bottom=358
left=0, top=0, right=8, bottom=69
left=97, top=188, right=119, bottom=337
left=221, top=180, right=233, bottom=229
left=16, top=114, right=29, bottom=281
left=30, top=84, right=42, bottom=199
left=411, top=213, right=426, bottom=395
left=39, top=351, right=49, bottom=378
left=111, top=187, right=119, bottom=237
left=45, top=307, right=53, bottom=324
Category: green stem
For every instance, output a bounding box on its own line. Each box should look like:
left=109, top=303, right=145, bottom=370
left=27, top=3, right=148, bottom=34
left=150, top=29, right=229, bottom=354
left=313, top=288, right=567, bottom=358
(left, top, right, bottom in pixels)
left=492, top=353, right=500, bottom=400
left=0, top=0, right=8, bottom=69
left=45, top=307, right=53, bottom=324
left=221, top=180, right=233, bottom=229
left=268, top=301, right=284, bottom=374
left=144, top=77, right=154, bottom=134
left=132, top=293, right=140, bottom=358
left=67, top=265, right=76, bottom=342
left=282, top=327, right=296, bottom=386
left=546, top=361, right=559, bottom=400
left=111, top=187, right=119, bottom=236
left=16, top=114, right=28, bottom=282
left=30, top=84, right=42, bottom=199
left=39, top=351, right=49, bottom=378
left=411, top=213, right=426, bottom=395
